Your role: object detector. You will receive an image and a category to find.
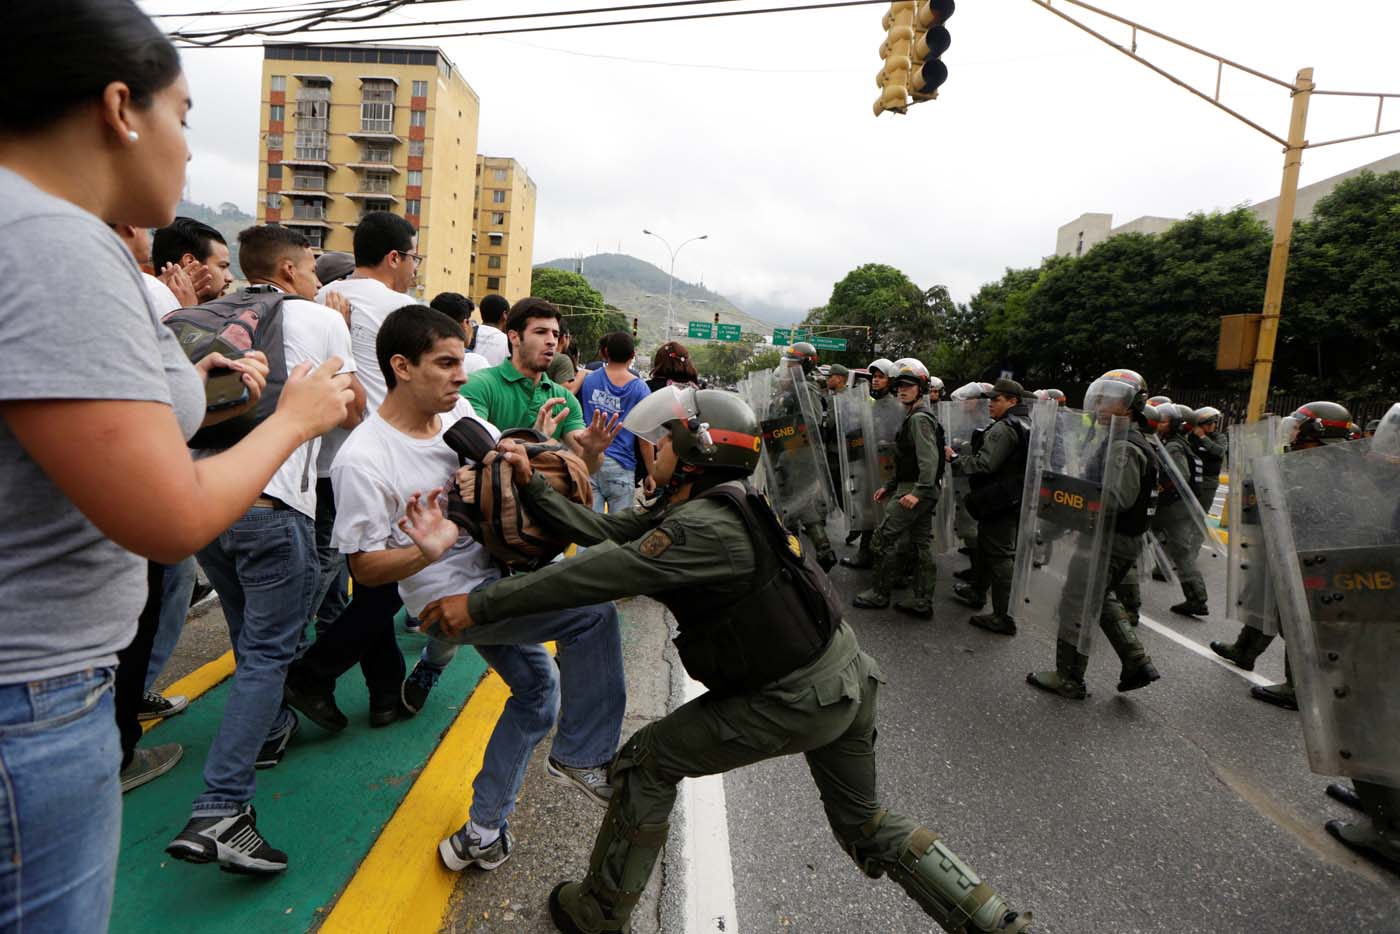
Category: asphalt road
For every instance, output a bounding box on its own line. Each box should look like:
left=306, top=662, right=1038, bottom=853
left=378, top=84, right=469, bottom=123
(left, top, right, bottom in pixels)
left=721, top=539, right=1400, bottom=933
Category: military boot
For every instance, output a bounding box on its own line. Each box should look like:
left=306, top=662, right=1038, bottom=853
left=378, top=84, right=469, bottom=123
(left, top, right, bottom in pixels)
left=893, top=554, right=936, bottom=620
left=854, top=550, right=892, bottom=609
left=952, top=583, right=986, bottom=610
left=1027, top=640, right=1089, bottom=700
left=1101, top=611, right=1159, bottom=693
left=550, top=788, right=670, bottom=933
left=1210, top=625, right=1274, bottom=672
left=1325, top=780, right=1400, bottom=875
left=840, top=548, right=874, bottom=569
left=1327, top=783, right=1364, bottom=811
left=968, top=613, right=1017, bottom=636
left=1250, top=649, right=1297, bottom=710
left=1169, top=599, right=1209, bottom=617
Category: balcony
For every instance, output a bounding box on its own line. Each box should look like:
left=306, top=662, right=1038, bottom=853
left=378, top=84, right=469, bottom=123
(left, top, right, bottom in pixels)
left=345, top=191, right=399, bottom=203
left=347, top=161, right=400, bottom=174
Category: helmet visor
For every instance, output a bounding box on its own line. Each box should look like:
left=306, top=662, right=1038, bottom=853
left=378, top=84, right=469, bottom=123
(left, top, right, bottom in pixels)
left=1083, top=377, right=1136, bottom=414
left=621, top=384, right=698, bottom=445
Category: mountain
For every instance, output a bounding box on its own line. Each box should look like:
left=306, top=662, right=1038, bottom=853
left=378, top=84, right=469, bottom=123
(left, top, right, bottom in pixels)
left=534, top=253, right=774, bottom=348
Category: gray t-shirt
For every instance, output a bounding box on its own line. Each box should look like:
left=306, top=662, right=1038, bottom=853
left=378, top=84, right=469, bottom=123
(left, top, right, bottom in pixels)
left=0, top=168, right=206, bottom=684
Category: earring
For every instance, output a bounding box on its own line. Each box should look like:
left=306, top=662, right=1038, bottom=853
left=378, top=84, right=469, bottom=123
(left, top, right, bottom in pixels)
left=127, top=130, right=140, bottom=142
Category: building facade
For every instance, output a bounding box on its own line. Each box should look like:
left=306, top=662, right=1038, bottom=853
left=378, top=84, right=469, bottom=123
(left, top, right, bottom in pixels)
left=255, top=43, right=480, bottom=299
left=470, top=156, right=537, bottom=305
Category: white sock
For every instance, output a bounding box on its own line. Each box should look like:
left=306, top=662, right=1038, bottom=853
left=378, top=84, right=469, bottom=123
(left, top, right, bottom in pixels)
left=469, top=820, right=500, bottom=845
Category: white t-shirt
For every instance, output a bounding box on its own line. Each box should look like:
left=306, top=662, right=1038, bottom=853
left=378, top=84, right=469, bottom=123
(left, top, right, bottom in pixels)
left=463, top=351, right=493, bottom=379
left=142, top=272, right=181, bottom=316
left=330, top=397, right=500, bottom=616
left=473, top=323, right=509, bottom=366
left=260, top=292, right=357, bottom=518
left=317, top=276, right=415, bottom=414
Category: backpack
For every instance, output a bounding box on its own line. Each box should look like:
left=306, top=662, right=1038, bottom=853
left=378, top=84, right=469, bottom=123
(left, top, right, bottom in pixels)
left=442, top=421, right=594, bottom=571
left=163, top=287, right=289, bottom=449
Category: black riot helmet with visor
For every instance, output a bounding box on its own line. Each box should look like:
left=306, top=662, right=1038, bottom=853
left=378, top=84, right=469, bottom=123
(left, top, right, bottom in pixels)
left=622, top=385, right=762, bottom=477
left=1281, top=401, right=1354, bottom=450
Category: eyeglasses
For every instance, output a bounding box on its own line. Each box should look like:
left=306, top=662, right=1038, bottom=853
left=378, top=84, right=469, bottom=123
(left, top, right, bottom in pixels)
left=396, top=250, right=425, bottom=265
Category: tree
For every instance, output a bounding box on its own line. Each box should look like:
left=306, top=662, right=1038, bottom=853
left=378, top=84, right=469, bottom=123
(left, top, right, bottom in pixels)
left=689, top=338, right=765, bottom=387
left=529, top=268, right=625, bottom=361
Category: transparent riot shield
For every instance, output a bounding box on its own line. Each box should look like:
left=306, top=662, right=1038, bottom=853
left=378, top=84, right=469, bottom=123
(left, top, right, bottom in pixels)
left=871, top=394, right=905, bottom=487
left=1255, top=440, right=1400, bottom=785
left=1010, top=405, right=1131, bottom=653
left=759, top=361, right=835, bottom=532
left=744, top=371, right=774, bottom=496
left=831, top=384, right=881, bottom=535
left=1147, top=434, right=1226, bottom=559
left=1225, top=417, right=1282, bottom=635
left=936, top=398, right=992, bottom=554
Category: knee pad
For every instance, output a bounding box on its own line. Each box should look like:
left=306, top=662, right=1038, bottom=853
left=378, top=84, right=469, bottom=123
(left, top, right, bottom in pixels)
left=888, top=828, right=1032, bottom=933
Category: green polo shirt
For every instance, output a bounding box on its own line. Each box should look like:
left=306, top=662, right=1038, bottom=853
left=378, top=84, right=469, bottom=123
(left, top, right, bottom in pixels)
left=461, top=358, right=585, bottom=438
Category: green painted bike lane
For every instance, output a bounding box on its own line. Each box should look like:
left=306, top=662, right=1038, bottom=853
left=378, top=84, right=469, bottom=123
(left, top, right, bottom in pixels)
left=112, top=630, right=487, bottom=934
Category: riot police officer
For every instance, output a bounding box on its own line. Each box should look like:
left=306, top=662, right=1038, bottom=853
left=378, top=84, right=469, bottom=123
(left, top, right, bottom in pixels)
left=411, top=385, right=1035, bottom=933
left=843, top=358, right=904, bottom=566
left=1190, top=405, right=1227, bottom=513
left=951, top=379, right=1033, bottom=635
left=1027, top=369, right=1161, bottom=699
left=769, top=342, right=838, bottom=570
left=1210, top=401, right=1357, bottom=708
left=1152, top=403, right=1211, bottom=617
left=853, top=359, right=946, bottom=619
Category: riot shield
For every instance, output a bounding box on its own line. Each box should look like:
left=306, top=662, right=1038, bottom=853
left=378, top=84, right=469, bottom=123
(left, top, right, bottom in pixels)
left=871, top=394, right=905, bottom=487
left=831, top=384, right=881, bottom=535
left=759, top=361, right=835, bottom=531
left=1225, top=417, right=1282, bottom=635
left=1010, top=404, right=1131, bottom=653
left=743, top=371, right=774, bottom=496
left=1147, top=434, right=1226, bottom=559
left=936, top=398, right=992, bottom=554
left=1255, top=439, right=1400, bottom=785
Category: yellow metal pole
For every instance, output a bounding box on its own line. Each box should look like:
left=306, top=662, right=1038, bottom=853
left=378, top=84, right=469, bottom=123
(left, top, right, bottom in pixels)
left=1246, top=67, right=1314, bottom=422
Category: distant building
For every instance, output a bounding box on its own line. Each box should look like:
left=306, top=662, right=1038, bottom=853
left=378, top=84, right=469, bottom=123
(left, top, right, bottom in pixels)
left=1054, top=150, right=1400, bottom=257
left=470, top=156, right=537, bottom=305
left=254, top=42, right=480, bottom=299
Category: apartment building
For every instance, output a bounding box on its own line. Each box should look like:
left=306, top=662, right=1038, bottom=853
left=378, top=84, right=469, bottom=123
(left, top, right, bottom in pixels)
left=255, top=42, right=480, bottom=298
left=470, top=156, right=537, bottom=305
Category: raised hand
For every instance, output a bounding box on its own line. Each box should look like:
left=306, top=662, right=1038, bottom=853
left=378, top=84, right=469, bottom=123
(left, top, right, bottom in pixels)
left=397, top=488, right=459, bottom=562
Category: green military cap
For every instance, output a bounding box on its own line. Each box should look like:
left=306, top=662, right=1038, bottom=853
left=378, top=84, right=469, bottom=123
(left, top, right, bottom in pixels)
left=990, top=377, right=1029, bottom=399
left=827, top=364, right=850, bottom=378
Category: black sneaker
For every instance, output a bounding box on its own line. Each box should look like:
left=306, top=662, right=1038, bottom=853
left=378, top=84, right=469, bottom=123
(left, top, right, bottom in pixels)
left=953, top=568, right=977, bottom=582
left=401, top=661, right=443, bottom=716
left=438, top=822, right=513, bottom=872
left=137, top=691, right=188, bottom=722
left=166, top=805, right=288, bottom=875
left=369, top=692, right=405, bottom=728
left=120, top=743, right=183, bottom=793
left=283, top=668, right=347, bottom=733
left=545, top=758, right=613, bottom=808
left=1170, top=600, right=1209, bottom=618
left=189, top=581, right=215, bottom=608
left=254, top=712, right=299, bottom=770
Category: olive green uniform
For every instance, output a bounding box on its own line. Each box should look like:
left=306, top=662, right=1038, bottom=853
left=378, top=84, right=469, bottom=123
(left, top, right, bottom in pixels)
left=1152, top=435, right=1209, bottom=608
left=468, top=474, right=1030, bottom=934
left=770, top=375, right=836, bottom=568
left=952, top=407, right=1030, bottom=621
left=1190, top=429, right=1227, bottom=514
left=854, top=401, right=944, bottom=616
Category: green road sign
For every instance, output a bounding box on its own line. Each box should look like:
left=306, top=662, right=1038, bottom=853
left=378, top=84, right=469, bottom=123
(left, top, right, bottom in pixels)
left=687, top=321, right=714, bottom=339
left=772, top=328, right=812, bottom=346
left=812, top=336, right=848, bottom=351
left=716, top=323, right=742, bottom=342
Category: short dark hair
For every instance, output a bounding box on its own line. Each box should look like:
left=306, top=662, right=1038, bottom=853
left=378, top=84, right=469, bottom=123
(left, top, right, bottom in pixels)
left=479, top=293, right=510, bottom=326
left=600, top=331, right=635, bottom=364
left=237, top=224, right=310, bottom=281
left=376, top=305, right=467, bottom=391
left=430, top=292, right=475, bottom=324
left=1, top=0, right=182, bottom=134
left=152, top=216, right=226, bottom=269
left=353, top=211, right=416, bottom=267
left=651, top=341, right=698, bottom=383
left=505, top=297, right=561, bottom=338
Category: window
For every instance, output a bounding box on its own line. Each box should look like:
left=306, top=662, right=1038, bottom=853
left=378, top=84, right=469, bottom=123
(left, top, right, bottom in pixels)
left=362, top=199, right=393, bottom=216
left=487, top=255, right=501, bottom=269
left=265, top=133, right=283, bottom=150
left=408, top=139, right=425, bottom=157
left=291, top=198, right=324, bottom=220
left=493, top=168, right=507, bottom=182
left=360, top=78, right=395, bottom=132
left=270, top=75, right=286, bottom=92
left=405, top=199, right=421, bottom=215
left=412, top=79, right=428, bottom=97
left=406, top=170, right=423, bottom=187
left=266, top=192, right=282, bottom=209
left=363, top=172, right=393, bottom=193
left=486, top=276, right=500, bottom=290
left=302, top=227, right=324, bottom=249
left=267, top=163, right=282, bottom=179
left=295, top=97, right=329, bottom=130
left=491, top=190, right=505, bottom=204
left=491, top=211, right=505, bottom=225
left=269, top=104, right=285, bottom=122
left=361, top=143, right=392, bottom=163
left=292, top=171, right=325, bottom=191
left=294, top=129, right=328, bottom=161
left=488, top=233, right=503, bottom=246
left=410, top=110, right=426, bottom=127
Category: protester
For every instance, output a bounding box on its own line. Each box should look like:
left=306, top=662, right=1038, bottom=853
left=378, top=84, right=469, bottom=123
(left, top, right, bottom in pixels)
left=474, top=292, right=511, bottom=365
left=647, top=340, right=700, bottom=392
left=549, top=321, right=587, bottom=393
left=431, top=291, right=492, bottom=378
left=580, top=331, right=655, bottom=511
left=0, top=1, right=352, bottom=922
left=152, top=215, right=234, bottom=302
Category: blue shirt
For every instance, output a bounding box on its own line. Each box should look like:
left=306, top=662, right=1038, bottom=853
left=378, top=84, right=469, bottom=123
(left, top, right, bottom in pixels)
left=580, top=367, right=652, bottom=470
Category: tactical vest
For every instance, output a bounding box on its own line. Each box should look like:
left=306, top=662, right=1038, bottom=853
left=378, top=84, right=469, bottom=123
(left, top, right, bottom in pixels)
left=1191, top=434, right=1225, bottom=480
left=1114, top=429, right=1159, bottom=537
left=964, top=410, right=1031, bottom=520
left=1159, top=435, right=1204, bottom=505
left=651, top=481, right=841, bottom=697
left=894, top=406, right=946, bottom=488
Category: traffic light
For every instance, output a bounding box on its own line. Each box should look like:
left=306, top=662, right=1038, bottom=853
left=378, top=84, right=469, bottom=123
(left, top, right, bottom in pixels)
left=874, top=1, right=915, bottom=116
left=911, top=0, right=953, bottom=101
left=713, top=311, right=720, bottom=326
left=632, top=317, right=639, bottom=339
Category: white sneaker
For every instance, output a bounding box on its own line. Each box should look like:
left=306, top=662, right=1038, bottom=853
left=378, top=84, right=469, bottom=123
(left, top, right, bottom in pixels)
left=438, top=823, right=513, bottom=872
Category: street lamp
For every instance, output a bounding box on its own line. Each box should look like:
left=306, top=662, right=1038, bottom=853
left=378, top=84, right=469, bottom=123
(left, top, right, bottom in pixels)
left=642, top=229, right=707, bottom=343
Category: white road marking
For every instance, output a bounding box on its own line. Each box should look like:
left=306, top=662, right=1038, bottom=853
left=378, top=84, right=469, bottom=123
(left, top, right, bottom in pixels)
left=680, top=675, right=739, bottom=934
left=1136, top=613, right=1273, bottom=687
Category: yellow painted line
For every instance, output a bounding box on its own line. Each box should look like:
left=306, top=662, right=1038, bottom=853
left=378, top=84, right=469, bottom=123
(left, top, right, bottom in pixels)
left=321, top=644, right=556, bottom=934
left=141, top=650, right=236, bottom=734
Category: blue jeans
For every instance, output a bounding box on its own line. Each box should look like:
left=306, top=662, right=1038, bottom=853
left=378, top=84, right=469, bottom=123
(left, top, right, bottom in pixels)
left=420, top=601, right=625, bottom=829
left=591, top=455, right=636, bottom=515
left=146, top=557, right=197, bottom=691
left=194, top=507, right=316, bottom=816
left=0, top=667, right=120, bottom=932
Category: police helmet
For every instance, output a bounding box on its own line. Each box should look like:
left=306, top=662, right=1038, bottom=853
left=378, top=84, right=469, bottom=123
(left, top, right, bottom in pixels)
left=1154, top=403, right=1184, bottom=432
left=867, top=358, right=895, bottom=378
left=1033, top=389, right=1049, bottom=401
left=1045, top=388, right=1066, bottom=404
left=890, top=358, right=930, bottom=393
left=1085, top=369, right=1149, bottom=414
left=1147, top=394, right=1173, bottom=408
left=1142, top=404, right=1163, bottom=429
left=1195, top=405, right=1222, bottom=428
left=1281, top=401, right=1354, bottom=448
left=1175, top=404, right=1198, bottom=429
left=950, top=381, right=990, bottom=401
left=784, top=341, right=819, bottom=373
left=928, top=375, right=945, bottom=393
left=1371, top=403, right=1400, bottom=456
left=622, top=386, right=761, bottom=476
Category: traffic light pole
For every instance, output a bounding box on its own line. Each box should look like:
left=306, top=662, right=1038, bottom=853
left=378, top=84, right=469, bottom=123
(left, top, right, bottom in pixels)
left=1247, top=69, right=1313, bottom=423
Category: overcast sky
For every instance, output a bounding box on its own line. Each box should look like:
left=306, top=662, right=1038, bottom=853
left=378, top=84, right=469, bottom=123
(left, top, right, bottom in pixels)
left=146, top=0, right=1400, bottom=316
